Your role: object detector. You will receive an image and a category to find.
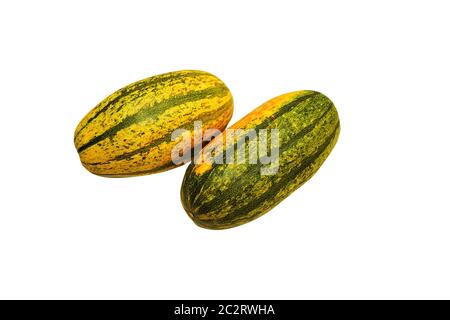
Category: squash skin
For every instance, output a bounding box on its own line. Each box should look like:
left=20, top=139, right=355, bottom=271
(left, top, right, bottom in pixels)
left=181, top=90, right=340, bottom=229
left=74, top=70, right=233, bottom=177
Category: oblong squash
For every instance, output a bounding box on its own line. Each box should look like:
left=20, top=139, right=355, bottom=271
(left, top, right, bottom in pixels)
left=74, top=70, right=233, bottom=177
left=180, top=90, right=340, bottom=229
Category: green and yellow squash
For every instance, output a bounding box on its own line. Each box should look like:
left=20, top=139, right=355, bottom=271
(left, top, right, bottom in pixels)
left=74, top=70, right=233, bottom=177
left=180, top=90, right=340, bottom=229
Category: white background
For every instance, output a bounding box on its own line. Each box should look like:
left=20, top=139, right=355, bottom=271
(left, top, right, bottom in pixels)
left=0, top=0, right=449, bottom=299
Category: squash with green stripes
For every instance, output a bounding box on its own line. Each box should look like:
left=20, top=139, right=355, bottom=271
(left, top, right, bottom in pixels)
left=74, top=70, right=233, bottom=177
left=180, top=90, right=340, bottom=229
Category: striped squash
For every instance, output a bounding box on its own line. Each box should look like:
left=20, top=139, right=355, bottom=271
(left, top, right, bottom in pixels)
left=74, top=70, right=233, bottom=177
left=180, top=90, right=340, bottom=229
